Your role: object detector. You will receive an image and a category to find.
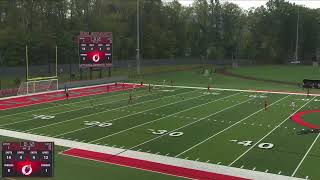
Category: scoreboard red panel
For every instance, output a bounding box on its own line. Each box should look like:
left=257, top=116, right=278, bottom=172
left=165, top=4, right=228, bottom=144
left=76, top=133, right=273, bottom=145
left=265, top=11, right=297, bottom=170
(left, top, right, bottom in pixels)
left=79, top=32, right=113, bottom=68
left=2, top=142, right=54, bottom=177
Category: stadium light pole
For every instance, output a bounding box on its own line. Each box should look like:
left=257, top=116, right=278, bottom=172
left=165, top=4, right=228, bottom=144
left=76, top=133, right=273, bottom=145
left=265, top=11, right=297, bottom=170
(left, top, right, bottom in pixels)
left=136, top=0, right=141, bottom=75
left=295, top=7, right=300, bottom=62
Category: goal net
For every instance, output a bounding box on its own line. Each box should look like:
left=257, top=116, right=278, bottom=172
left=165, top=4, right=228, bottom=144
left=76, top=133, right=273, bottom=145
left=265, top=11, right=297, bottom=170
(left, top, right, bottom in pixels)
left=17, top=79, right=58, bottom=96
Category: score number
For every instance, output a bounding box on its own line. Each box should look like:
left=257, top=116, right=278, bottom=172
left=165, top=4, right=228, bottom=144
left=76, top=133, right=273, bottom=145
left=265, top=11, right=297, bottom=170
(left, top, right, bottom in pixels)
left=230, top=139, right=274, bottom=149
left=148, top=129, right=184, bottom=137
left=84, top=121, right=112, bottom=127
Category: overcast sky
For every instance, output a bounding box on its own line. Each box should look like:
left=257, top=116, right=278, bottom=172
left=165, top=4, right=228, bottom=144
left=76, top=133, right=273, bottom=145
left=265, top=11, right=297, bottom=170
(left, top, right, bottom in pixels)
left=164, top=0, right=320, bottom=9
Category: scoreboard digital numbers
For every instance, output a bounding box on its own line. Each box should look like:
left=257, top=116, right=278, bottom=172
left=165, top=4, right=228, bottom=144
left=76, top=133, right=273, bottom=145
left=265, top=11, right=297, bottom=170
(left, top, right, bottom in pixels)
left=2, top=142, right=54, bottom=178
left=79, top=32, right=113, bottom=68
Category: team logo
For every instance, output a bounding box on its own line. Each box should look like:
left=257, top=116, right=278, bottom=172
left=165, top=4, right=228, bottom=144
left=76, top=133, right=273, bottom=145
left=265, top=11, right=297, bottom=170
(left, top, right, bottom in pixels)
left=22, top=164, right=33, bottom=176
left=92, top=54, right=100, bottom=62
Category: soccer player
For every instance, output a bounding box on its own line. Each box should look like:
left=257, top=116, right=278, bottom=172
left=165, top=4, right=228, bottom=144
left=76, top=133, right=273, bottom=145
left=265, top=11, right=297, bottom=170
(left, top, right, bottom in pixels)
left=65, top=89, right=69, bottom=100
left=207, top=85, right=211, bottom=93
left=148, top=84, right=151, bottom=92
left=128, top=93, right=132, bottom=104
left=264, top=98, right=268, bottom=111
left=291, top=101, right=296, bottom=111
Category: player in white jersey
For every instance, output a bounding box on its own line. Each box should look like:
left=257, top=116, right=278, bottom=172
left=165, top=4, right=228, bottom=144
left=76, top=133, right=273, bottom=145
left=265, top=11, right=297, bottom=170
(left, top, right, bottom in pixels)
left=290, top=101, right=296, bottom=111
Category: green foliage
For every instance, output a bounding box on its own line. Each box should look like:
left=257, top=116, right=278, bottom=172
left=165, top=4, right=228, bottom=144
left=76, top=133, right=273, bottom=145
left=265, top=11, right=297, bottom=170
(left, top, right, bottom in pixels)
left=0, top=0, right=318, bottom=66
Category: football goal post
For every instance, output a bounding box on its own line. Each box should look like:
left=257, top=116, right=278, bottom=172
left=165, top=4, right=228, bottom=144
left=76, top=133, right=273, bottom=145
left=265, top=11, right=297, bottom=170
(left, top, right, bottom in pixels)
left=17, top=45, right=59, bottom=96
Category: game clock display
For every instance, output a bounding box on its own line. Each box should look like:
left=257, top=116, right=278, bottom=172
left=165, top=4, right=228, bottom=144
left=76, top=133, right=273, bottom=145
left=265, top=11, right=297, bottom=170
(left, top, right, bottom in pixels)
left=79, top=32, right=113, bottom=68
left=2, top=142, right=54, bottom=177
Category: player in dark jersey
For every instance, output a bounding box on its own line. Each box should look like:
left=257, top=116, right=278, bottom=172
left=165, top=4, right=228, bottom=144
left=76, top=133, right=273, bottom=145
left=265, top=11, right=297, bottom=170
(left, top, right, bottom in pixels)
left=128, top=93, right=132, bottom=104
left=66, top=89, right=69, bottom=100
left=264, top=98, right=268, bottom=111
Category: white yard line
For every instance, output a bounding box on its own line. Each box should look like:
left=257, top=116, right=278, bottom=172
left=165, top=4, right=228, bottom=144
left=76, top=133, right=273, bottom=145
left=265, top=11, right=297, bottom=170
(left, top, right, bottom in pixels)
left=291, top=132, right=320, bottom=176
left=0, top=86, right=140, bottom=119
left=145, top=83, right=320, bottom=97
left=123, top=93, right=256, bottom=153
left=88, top=92, right=243, bottom=144
left=53, top=90, right=206, bottom=137
left=0, top=90, right=154, bottom=127
left=25, top=89, right=200, bottom=132
left=228, top=96, right=316, bottom=166
left=175, top=94, right=290, bottom=157
left=0, top=129, right=304, bottom=180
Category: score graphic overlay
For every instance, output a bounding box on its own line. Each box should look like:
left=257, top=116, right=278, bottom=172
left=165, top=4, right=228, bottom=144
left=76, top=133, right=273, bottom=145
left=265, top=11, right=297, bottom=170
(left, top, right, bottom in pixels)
left=79, top=32, right=113, bottom=68
left=2, top=142, right=54, bottom=177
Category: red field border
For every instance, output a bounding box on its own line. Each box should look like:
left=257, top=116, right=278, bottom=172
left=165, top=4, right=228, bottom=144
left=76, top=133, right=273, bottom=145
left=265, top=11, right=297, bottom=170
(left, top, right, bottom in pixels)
left=291, top=110, right=320, bottom=129
left=0, top=83, right=143, bottom=110
left=63, top=148, right=249, bottom=180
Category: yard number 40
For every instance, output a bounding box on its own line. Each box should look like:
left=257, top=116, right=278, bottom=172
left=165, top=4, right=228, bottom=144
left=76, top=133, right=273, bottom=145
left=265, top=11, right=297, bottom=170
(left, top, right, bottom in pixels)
left=235, top=140, right=274, bottom=149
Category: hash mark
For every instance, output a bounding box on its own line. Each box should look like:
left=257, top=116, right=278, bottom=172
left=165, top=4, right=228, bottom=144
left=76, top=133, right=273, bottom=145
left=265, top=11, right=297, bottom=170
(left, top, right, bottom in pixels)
left=195, top=158, right=200, bottom=161
left=217, top=162, right=221, bottom=165
left=240, top=165, right=244, bottom=168
left=278, top=171, right=281, bottom=175
left=165, top=153, right=170, bottom=156
left=206, top=160, right=210, bottom=163
left=252, top=167, right=256, bottom=171
left=265, top=169, right=268, bottom=173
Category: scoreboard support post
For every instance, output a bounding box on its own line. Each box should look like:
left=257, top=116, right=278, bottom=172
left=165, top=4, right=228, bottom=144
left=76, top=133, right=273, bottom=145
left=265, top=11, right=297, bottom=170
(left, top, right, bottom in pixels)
left=80, top=69, right=83, bottom=80
left=90, top=67, right=93, bottom=80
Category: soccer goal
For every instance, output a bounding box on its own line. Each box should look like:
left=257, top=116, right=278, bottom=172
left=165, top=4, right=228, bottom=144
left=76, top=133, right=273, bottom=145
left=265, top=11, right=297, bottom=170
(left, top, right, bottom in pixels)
left=17, top=78, right=58, bottom=96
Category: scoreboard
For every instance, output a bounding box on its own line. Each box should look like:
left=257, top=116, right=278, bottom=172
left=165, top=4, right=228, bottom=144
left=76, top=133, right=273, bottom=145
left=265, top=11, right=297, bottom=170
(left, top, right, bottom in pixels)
left=2, top=142, right=54, bottom=177
left=79, top=32, right=113, bottom=68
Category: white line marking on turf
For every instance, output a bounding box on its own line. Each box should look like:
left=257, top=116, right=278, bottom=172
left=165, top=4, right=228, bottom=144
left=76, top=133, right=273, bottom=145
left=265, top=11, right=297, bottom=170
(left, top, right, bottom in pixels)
left=265, top=169, right=269, bottom=173
left=0, top=128, right=305, bottom=180
left=252, top=167, right=256, bottom=171
left=25, top=89, right=199, bottom=132
left=0, top=85, right=138, bottom=119
left=175, top=95, right=290, bottom=157
left=52, top=90, right=207, bottom=137
left=291, top=131, right=320, bottom=176
left=206, top=160, right=210, bottom=163
left=0, top=92, right=152, bottom=127
left=151, top=84, right=320, bottom=97
left=278, top=171, right=282, bottom=175
left=240, top=165, right=244, bottom=168
left=88, top=92, right=243, bottom=144
left=229, top=96, right=315, bottom=167
left=113, top=93, right=255, bottom=154
left=217, top=162, right=221, bottom=165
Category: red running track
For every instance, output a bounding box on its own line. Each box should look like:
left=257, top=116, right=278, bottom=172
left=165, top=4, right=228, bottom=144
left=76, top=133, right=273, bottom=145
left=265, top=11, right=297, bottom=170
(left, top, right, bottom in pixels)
left=0, top=83, right=143, bottom=110
left=63, top=149, right=249, bottom=180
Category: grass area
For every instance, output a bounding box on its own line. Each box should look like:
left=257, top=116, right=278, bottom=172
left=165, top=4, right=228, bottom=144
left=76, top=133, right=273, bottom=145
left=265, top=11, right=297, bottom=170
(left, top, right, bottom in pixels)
left=228, top=65, right=320, bottom=83
left=1, top=85, right=320, bottom=179
left=133, top=68, right=320, bottom=94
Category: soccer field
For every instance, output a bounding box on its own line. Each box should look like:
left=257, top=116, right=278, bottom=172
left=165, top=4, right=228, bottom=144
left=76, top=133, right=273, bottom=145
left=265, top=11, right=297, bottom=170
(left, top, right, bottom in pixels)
left=0, top=84, right=320, bottom=179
